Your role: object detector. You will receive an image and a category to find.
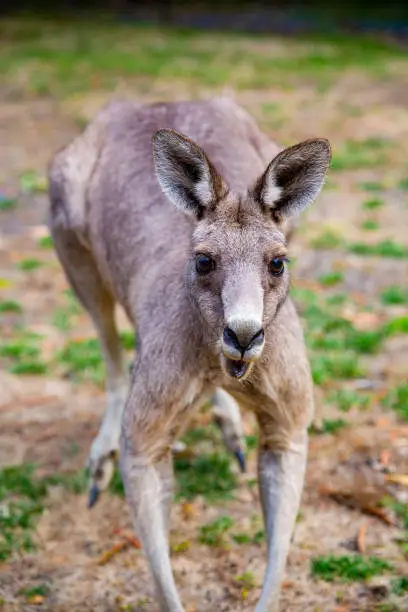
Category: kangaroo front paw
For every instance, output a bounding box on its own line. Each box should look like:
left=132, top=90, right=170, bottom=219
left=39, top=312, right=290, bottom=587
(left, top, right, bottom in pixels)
left=86, top=435, right=119, bottom=508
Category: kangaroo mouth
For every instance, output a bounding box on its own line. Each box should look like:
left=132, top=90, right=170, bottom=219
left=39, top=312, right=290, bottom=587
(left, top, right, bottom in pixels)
left=224, top=358, right=250, bottom=379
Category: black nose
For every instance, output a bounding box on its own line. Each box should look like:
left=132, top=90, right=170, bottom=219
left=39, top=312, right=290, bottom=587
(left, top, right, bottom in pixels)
left=223, top=326, right=264, bottom=353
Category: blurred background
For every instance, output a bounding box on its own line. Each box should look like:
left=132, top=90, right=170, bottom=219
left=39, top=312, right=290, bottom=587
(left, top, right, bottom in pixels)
left=0, top=3, right=408, bottom=611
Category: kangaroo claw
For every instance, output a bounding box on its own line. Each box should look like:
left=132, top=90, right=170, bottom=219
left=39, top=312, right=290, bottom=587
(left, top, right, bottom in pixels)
left=88, top=483, right=101, bottom=509
left=234, top=448, right=246, bottom=472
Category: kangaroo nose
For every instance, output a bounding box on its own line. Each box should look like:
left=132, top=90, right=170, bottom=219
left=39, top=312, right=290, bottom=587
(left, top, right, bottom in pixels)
left=223, top=323, right=264, bottom=353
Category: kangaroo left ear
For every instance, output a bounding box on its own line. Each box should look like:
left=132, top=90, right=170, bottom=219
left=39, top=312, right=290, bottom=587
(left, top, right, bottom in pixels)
left=252, top=138, right=331, bottom=221
left=152, top=128, right=228, bottom=218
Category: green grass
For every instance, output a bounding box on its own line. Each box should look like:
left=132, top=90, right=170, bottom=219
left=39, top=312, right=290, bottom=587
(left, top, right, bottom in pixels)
left=10, top=360, right=47, bottom=375
left=235, top=571, right=257, bottom=589
left=38, top=235, right=54, bottom=249
left=107, top=468, right=125, bottom=497
left=358, top=181, right=385, bottom=192
left=1, top=17, right=405, bottom=100
left=181, top=425, right=219, bottom=446
left=57, top=337, right=104, bottom=383
left=0, top=464, right=86, bottom=561
left=19, top=170, right=48, bottom=193
left=311, top=555, right=393, bottom=582
left=328, top=388, right=370, bottom=412
left=310, top=230, right=344, bottom=249
left=310, top=418, right=348, bottom=435
left=311, top=352, right=363, bottom=384
left=304, top=303, right=382, bottom=354
left=253, top=529, right=265, bottom=544
left=382, top=384, right=408, bottom=421
left=260, top=101, right=286, bottom=129
left=348, top=240, right=408, bottom=258
left=120, top=330, right=136, bottom=351
left=142, top=425, right=238, bottom=501
left=397, top=178, right=408, bottom=191
left=0, top=338, right=40, bottom=360
left=0, top=299, right=22, bottom=313
left=175, top=452, right=237, bottom=501
left=19, top=584, right=50, bottom=599
left=52, top=290, right=82, bottom=331
left=391, top=577, right=408, bottom=596
left=318, top=271, right=344, bottom=286
left=306, top=300, right=408, bottom=362
left=291, top=287, right=319, bottom=308
left=381, top=285, right=408, bottom=305
left=18, top=257, right=44, bottom=271
left=296, top=291, right=408, bottom=387
left=331, top=138, right=390, bottom=171
left=231, top=532, right=252, bottom=545
left=231, top=526, right=265, bottom=546
left=57, top=329, right=135, bottom=379
left=375, top=605, right=405, bottom=612
left=361, top=219, right=379, bottom=231
left=198, top=516, right=234, bottom=546
left=309, top=313, right=408, bottom=373
left=0, top=331, right=47, bottom=376
left=347, top=328, right=384, bottom=354
left=245, top=434, right=258, bottom=451
left=0, top=197, right=17, bottom=211
left=383, top=316, right=408, bottom=335
left=326, top=292, right=348, bottom=306
left=48, top=469, right=88, bottom=495
left=109, top=427, right=237, bottom=502
left=362, top=197, right=384, bottom=210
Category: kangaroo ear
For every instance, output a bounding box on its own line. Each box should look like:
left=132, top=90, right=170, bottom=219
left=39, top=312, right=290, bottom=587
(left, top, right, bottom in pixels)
left=152, top=129, right=228, bottom=218
left=252, top=138, right=331, bottom=221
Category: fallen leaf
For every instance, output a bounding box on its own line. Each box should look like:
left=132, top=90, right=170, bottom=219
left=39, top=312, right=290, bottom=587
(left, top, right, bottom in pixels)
left=379, top=449, right=390, bottom=467
left=97, top=541, right=128, bottom=565
left=282, top=580, right=295, bottom=589
left=97, top=535, right=141, bottom=565
left=361, top=506, right=394, bottom=525
left=181, top=502, right=196, bottom=520
left=27, top=595, right=45, bottom=605
left=321, top=486, right=395, bottom=526
left=376, top=417, right=390, bottom=429
left=357, top=522, right=368, bottom=553
left=171, top=540, right=190, bottom=553
left=385, top=474, right=408, bottom=487
left=241, top=588, right=249, bottom=600
left=124, top=535, right=142, bottom=548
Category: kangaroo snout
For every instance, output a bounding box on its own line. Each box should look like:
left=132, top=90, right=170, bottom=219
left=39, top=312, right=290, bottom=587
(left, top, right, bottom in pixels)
left=222, top=320, right=265, bottom=362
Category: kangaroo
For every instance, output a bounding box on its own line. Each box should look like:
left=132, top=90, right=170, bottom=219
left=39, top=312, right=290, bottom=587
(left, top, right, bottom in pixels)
left=48, top=97, right=331, bottom=612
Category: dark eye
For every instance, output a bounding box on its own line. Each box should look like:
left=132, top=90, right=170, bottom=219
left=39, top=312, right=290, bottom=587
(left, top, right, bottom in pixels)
left=195, top=254, right=215, bottom=275
left=269, top=257, right=285, bottom=276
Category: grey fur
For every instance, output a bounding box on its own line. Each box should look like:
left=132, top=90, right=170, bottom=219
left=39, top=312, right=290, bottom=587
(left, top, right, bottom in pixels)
left=48, top=97, right=331, bottom=612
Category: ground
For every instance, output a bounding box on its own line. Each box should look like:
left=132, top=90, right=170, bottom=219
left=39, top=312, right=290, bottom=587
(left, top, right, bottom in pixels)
left=0, top=16, right=408, bottom=612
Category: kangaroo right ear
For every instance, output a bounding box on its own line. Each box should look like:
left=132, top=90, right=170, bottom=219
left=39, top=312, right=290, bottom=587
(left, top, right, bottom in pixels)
left=252, top=138, right=331, bottom=222
left=152, top=129, right=228, bottom=218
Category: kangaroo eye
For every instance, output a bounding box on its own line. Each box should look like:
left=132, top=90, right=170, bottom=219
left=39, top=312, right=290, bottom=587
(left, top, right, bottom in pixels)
left=195, top=254, right=215, bottom=275
left=269, top=257, right=285, bottom=276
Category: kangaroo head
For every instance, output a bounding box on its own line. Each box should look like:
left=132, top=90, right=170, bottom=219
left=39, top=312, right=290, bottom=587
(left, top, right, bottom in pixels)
left=153, top=128, right=331, bottom=380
